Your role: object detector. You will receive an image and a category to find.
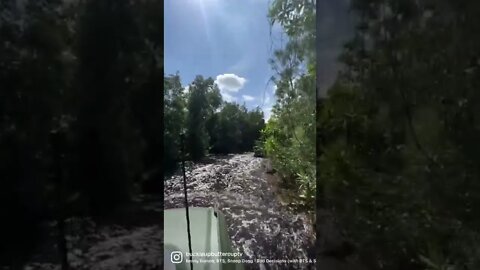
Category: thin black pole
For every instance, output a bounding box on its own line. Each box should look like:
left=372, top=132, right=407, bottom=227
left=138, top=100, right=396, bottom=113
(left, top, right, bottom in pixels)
left=180, top=134, right=194, bottom=269
left=52, top=131, right=69, bottom=270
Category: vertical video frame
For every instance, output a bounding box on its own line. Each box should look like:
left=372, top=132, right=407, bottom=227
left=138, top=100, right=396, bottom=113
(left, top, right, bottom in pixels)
left=164, top=0, right=316, bottom=269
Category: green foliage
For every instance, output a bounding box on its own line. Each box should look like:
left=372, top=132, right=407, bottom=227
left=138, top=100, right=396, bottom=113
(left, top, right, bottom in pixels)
left=185, top=76, right=216, bottom=161
left=74, top=0, right=143, bottom=214
left=210, top=103, right=265, bottom=154
left=129, top=0, right=164, bottom=193
left=253, top=139, right=266, bottom=157
left=163, top=73, right=265, bottom=167
left=0, top=0, right=73, bottom=263
left=0, top=0, right=164, bottom=265
left=264, top=0, right=316, bottom=209
left=164, top=73, right=186, bottom=170
left=318, top=0, right=480, bottom=269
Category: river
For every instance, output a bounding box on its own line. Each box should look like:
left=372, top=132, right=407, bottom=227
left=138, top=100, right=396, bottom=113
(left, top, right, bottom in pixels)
left=164, top=153, right=316, bottom=270
left=20, top=153, right=315, bottom=270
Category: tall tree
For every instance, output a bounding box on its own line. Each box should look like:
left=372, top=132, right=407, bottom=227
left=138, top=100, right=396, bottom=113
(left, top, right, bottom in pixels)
left=185, top=76, right=215, bottom=161
left=265, top=0, right=316, bottom=207
left=318, top=0, right=480, bottom=269
left=164, top=73, right=186, bottom=171
left=74, top=0, right=142, bottom=215
left=130, top=0, right=163, bottom=191
left=0, top=0, right=74, bottom=266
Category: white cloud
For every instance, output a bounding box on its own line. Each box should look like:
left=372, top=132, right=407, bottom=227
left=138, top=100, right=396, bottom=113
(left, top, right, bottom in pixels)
left=214, top=73, right=247, bottom=93
left=183, top=85, right=190, bottom=94
left=242, top=95, right=255, bottom=101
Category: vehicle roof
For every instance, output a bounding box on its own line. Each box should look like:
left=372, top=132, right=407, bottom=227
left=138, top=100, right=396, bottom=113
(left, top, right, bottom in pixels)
left=164, top=207, right=242, bottom=270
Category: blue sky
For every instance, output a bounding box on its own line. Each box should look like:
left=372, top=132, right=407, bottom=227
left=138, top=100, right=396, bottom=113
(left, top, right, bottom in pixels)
left=165, top=0, right=285, bottom=120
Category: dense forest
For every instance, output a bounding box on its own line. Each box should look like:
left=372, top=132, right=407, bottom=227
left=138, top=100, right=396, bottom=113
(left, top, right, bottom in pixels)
left=0, top=0, right=163, bottom=267
left=163, top=73, right=265, bottom=172
left=4, top=0, right=480, bottom=269
left=261, top=0, right=317, bottom=211
left=318, top=0, right=480, bottom=269
left=0, top=0, right=266, bottom=267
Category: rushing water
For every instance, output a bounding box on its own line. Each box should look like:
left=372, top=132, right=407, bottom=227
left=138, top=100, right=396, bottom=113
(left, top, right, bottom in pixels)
left=164, top=153, right=316, bottom=270
left=22, top=212, right=165, bottom=270
left=20, top=153, right=315, bottom=270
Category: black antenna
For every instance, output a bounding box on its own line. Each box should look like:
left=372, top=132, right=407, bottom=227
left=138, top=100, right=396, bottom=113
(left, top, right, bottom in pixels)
left=180, top=133, right=194, bottom=270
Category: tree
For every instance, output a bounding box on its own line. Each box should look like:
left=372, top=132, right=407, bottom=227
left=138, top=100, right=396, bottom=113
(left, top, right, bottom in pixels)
left=73, top=0, right=142, bottom=215
left=163, top=72, right=264, bottom=170
left=0, top=0, right=75, bottom=266
left=185, top=76, right=215, bottom=161
left=0, top=0, right=166, bottom=267
left=130, top=0, right=163, bottom=191
left=164, top=73, right=186, bottom=171
left=318, top=0, right=480, bottom=269
left=265, top=0, right=316, bottom=208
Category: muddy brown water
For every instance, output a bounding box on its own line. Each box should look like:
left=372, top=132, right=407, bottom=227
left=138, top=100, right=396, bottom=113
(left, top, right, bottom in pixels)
left=164, top=153, right=316, bottom=270
left=18, top=153, right=315, bottom=270
left=21, top=210, right=164, bottom=270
